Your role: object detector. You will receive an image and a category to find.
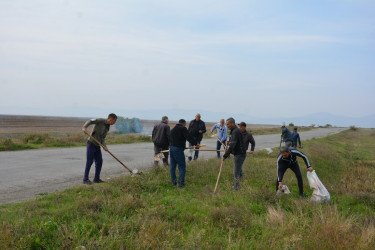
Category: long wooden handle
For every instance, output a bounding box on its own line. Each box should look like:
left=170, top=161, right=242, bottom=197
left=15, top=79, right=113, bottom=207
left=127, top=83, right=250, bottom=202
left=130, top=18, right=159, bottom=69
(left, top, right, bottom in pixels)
left=217, top=136, right=227, bottom=150
left=84, top=131, right=133, bottom=173
left=214, top=160, right=225, bottom=193
left=160, top=144, right=206, bottom=153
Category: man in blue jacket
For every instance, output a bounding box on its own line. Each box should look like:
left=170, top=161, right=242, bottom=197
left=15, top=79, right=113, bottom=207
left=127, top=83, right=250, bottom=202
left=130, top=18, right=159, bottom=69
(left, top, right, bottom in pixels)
left=292, top=127, right=302, bottom=148
left=281, top=125, right=293, bottom=147
left=210, top=119, right=227, bottom=158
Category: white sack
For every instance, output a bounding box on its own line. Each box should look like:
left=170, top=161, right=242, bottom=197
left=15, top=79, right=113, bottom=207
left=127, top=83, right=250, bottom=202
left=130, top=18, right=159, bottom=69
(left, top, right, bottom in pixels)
left=276, top=185, right=291, bottom=196
left=307, top=170, right=330, bottom=203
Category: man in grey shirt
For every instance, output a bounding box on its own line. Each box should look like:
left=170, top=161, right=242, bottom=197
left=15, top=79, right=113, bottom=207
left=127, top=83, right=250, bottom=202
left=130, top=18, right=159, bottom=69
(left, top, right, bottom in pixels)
left=82, top=113, right=117, bottom=184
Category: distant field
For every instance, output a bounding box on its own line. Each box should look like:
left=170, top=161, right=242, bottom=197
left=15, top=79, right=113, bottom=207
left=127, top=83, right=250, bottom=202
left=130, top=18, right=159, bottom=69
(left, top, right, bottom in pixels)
left=0, top=114, right=284, bottom=136
left=0, top=115, right=301, bottom=151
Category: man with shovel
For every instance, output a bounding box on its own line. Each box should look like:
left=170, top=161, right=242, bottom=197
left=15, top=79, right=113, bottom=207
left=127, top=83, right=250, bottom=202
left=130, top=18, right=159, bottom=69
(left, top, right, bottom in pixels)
left=169, top=119, right=197, bottom=188
left=82, top=113, right=117, bottom=185
left=210, top=118, right=228, bottom=158
left=276, top=146, right=314, bottom=198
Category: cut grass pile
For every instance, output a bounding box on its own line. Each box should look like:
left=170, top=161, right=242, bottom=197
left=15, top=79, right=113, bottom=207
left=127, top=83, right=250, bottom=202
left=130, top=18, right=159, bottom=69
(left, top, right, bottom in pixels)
left=0, top=129, right=374, bottom=249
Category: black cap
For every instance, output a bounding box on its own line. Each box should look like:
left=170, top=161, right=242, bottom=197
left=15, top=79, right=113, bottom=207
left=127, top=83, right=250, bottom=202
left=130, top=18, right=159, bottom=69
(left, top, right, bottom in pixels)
left=179, top=119, right=186, bottom=124
left=238, top=122, right=246, bottom=127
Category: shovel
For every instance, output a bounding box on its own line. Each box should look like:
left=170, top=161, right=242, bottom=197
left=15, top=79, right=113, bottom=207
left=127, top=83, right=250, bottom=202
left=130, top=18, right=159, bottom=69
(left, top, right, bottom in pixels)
left=83, top=131, right=139, bottom=175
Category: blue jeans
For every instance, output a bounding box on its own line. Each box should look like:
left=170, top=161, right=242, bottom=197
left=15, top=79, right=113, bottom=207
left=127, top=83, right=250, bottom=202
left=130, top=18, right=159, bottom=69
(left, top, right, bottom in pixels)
left=216, top=139, right=226, bottom=158
left=84, top=142, right=103, bottom=181
left=170, top=146, right=186, bottom=186
left=233, top=153, right=246, bottom=190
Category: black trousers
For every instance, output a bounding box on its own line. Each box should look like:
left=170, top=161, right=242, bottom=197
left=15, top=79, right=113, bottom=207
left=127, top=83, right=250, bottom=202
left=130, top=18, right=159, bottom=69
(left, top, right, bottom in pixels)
left=276, top=163, right=304, bottom=196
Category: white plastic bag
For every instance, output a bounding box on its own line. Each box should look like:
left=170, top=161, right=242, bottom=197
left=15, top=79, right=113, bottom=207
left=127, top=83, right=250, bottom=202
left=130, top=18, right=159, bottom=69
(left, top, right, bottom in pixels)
left=307, top=170, right=330, bottom=203
left=276, top=185, right=291, bottom=196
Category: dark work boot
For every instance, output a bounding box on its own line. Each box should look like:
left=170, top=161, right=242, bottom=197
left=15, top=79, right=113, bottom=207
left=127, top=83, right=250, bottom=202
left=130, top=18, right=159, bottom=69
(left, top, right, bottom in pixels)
left=93, top=179, right=104, bottom=183
left=83, top=179, right=92, bottom=185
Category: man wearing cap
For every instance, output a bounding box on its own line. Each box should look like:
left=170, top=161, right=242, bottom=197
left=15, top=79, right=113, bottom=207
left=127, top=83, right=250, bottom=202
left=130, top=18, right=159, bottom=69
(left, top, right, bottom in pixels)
left=169, top=119, right=197, bottom=187
left=223, top=117, right=246, bottom=190
left=238, top=122, right=255, bottom=154
left=281, top=125, right=293, bottom=147
left=292, top=127, right=302, bottom=148
left=152, top=116, right=170, bottom=166
left=276, top=146, right=314, bottom=198
left=187, top=113, right=206, bottom=161
left=210, top=119, right=228, bottom=158
left=82, top=113, right=117, bottom=185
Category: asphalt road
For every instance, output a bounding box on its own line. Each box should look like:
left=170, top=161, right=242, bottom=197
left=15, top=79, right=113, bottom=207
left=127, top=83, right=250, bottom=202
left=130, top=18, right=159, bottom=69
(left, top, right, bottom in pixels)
left=0, top=127, right=346, bottom=204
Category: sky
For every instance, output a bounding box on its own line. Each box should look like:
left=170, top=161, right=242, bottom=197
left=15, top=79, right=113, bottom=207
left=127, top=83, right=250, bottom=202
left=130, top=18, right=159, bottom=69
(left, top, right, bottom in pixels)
left=1, top=0, right=374, bottom=124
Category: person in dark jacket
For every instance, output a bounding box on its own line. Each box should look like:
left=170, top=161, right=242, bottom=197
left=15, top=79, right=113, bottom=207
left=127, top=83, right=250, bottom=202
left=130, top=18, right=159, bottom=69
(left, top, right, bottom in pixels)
left=281, top=125, right=293, bottom=147
left=152, top=116, right=170, bottom=166
left=223, top=117, right=245, bottom=190
left=187, top=113, right=206, bottom=161
left=292, top=127, right=302, bottom=148
left=238, top=122, right=255, bottom=153
left=169, top=119, right=197, bottom=187
left=82, top=113, right=117, bottom=185
left=276, top=146, right=314, bottom=197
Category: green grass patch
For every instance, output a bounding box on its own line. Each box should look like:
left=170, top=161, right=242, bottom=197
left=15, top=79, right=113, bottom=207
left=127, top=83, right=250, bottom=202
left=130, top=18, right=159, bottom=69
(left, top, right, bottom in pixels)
left=0, top=133, right=152, bottom=151
left=1, top=129, right=374, bottom=248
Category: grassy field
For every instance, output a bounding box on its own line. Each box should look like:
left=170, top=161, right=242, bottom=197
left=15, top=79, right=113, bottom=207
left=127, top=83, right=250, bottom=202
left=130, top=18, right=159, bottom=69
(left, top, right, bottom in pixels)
left=0, top=133, right=152, bottom=151
left=1, top=129, right=374, bottom=249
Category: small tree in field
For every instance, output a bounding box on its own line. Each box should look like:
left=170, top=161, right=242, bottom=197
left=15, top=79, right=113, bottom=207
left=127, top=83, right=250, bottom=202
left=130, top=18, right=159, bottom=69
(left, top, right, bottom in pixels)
left=289, top=122, right=294, bottom=127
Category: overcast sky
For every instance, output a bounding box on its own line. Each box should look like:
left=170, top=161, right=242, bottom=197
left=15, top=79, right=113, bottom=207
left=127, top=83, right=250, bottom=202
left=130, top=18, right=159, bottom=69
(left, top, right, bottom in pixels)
left=1, top=0, right=374, bottom=121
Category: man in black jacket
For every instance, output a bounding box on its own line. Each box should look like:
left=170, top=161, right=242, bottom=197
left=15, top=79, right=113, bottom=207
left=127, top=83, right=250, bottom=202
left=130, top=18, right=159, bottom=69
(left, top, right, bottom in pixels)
left=223, top=117, right=246, bottom=190
left=188, top=113, right=206, bottom=161
left=169, top=119, right=197, bottom=187
left=276, top=146, right=314, bottom=197
left=238, top=122, right=255, bottom=154
left=152, top=116, right=170, bottom=166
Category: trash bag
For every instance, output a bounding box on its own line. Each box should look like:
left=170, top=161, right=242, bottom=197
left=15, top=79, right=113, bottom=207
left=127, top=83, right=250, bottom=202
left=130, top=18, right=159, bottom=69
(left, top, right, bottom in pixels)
left=307, top=170, right=330, bottom=203
left=276, top=185, right=291, bottom=196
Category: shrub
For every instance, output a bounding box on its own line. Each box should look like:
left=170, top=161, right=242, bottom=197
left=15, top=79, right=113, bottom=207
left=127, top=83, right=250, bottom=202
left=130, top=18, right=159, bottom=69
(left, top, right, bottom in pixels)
left=350, top=125, right=357, bottom=131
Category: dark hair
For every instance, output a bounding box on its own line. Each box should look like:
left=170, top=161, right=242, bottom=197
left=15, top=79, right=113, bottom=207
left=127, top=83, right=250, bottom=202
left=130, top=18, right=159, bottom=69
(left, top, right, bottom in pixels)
left=226, top=117, right=235, bottom=124
left=280, top=146, right=290, bottom=153
left=108, top=113, right=117, bottom=120
left=179, top=119, right=186, bottom=124
left=294, top=127, right=298, bottom=131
